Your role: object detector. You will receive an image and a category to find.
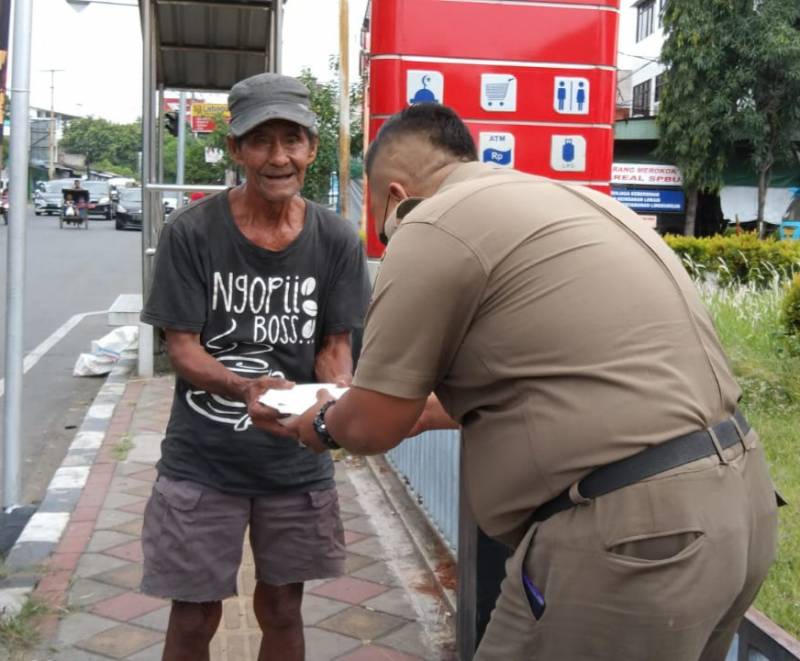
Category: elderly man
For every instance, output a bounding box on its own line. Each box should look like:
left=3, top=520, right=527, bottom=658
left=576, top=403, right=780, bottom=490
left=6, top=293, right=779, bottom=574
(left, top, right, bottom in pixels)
left=286, top=104, right=780, bottom=660
left=139, top=73, right=370, bottom=661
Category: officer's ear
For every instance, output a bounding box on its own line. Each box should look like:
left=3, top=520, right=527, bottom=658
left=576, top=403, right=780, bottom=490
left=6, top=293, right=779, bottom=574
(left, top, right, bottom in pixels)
left=387, top=181, right=409, bottom=203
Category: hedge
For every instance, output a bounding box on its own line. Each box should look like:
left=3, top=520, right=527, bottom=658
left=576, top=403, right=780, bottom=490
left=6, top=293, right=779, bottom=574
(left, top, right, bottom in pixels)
left=664, top=233, right=800, bottom=286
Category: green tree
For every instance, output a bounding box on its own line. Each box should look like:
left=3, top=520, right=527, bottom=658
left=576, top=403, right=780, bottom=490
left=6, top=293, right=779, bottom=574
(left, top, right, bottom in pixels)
left=60, top=117, right=142, bottom=175
left=297, top=65, right=339, bottom=203
left=736, top=0, right=800, bottom=235
left=657, top=0, right=745, bottom=236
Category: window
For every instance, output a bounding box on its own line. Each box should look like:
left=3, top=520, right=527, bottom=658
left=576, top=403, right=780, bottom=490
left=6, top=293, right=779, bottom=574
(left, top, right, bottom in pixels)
left=654, top=74, right=665, bottom=104
left=632, top=80, right=652, bottom=116
left=636, top=0, right=655, bottom=42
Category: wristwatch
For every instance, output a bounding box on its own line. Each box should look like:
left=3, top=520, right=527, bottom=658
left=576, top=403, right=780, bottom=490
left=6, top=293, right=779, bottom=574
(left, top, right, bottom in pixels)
left=313, top=400, right=340, bottom=450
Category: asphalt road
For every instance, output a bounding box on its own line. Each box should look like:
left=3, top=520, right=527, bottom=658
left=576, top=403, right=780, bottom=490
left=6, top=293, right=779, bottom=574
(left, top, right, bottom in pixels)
left=0, top=206, right=142, bottom=506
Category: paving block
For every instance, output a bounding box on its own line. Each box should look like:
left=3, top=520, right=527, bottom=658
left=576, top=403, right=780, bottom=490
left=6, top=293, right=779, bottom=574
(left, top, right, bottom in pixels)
left=104, top=539, right=144, bottom=563
left=68, top=578, right=126, bottom=608
left=362, top=588, right=419, bottom=621
left=344, top=530, right=369, bottom=546
left=86, top=530, right=138, bottom=554
left=308, top=577, right=389, bottom=605
left=90, top=591, right=166, bottom=621
left=119, top=500, right=148, bottom=515
left=304, top=626, right=361, bottom=661
left=94, top=562, right=144, bottom=590
left=351, top=562, right=400, bottom=587
left=74, top=553, right=130, bottom=579
left=344, top=552, right=377, bottom=574
left=111, top=516, right=144, bottom=537
left=103, top=491, right=144, bottom=510
left=76, top=623, right=164, bottom=659
left=301, top=594, right=350, bottom=626
left=346, top=536, right=388, bottom=561
left=317, top=605, right=406, bottom=641
left=56, top=612, right=119, bottom=646
left=95, top=508, right=140, bottom=530
left=126, top=433, right=163, bottom=464
left=338, top=645, right=425, bottom=661
left=114, top=461, right=154, bottom=477
left=127, top=640, right=166, bottom=661
left=131, top=605, right=171, bottom=632
left=376, top=622, right=433, bottom=659
left=339, top=499, right=366, bottom=516
left=343, top=515, right=378, bottom=536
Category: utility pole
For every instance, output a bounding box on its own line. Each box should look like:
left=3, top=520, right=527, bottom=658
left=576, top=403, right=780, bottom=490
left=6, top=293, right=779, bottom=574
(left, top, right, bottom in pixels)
left=4, top=0, right=34, bottom=511
left=44, top=69, right=64, bottom=179
left=176, top=91, right=186, bottom=208
left=338, top=0, right=350, bottom=219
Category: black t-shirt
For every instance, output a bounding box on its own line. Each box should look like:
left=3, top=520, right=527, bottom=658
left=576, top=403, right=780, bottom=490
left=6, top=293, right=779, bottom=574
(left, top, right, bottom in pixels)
left=141, top=192, right=371, bottom=495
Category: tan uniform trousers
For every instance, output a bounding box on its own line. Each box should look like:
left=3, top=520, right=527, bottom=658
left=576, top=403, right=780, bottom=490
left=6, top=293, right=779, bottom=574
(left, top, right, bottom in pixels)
left=475, top=433, right=778, bottom=661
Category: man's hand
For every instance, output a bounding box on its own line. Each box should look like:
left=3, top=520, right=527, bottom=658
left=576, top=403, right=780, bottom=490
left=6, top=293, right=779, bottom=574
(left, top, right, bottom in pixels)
left=241, top=376, right=297, bottom=438
left=284, top=388, right=334, bottom=453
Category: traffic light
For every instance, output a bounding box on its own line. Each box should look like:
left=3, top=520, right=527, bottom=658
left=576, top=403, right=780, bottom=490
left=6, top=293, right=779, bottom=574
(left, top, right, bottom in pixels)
left=165, top=111, right=179, bottom=136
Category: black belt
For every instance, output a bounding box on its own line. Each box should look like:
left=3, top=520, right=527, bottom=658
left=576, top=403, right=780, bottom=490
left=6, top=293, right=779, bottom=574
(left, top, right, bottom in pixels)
left=531, top=410, right=751, bottom=524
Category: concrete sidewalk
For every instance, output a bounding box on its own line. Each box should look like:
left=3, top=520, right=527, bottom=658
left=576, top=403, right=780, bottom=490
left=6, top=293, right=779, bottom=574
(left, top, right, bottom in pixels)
left=17, top=375, right=456, bottom=660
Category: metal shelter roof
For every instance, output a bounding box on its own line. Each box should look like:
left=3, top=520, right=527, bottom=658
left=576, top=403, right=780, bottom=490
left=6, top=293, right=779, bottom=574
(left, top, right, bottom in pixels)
left=150, top=0, right=281, bottom=91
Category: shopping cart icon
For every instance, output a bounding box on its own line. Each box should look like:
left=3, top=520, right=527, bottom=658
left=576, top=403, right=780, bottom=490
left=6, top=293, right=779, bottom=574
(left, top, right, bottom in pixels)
left=485, top=80, right=512, bottom=106
left=481, top=74, right=517, bottom=112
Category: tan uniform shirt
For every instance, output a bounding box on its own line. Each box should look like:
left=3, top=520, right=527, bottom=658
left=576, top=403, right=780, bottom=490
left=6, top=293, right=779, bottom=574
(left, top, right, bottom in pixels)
left=353, top=162, right=740, bottom=544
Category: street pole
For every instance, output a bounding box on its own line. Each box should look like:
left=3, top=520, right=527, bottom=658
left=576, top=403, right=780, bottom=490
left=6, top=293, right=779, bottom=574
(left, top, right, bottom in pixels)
left=176, top=90, right=185, bottom=208
left=45, top=69, right=64, bottom=179
left=3, top=0, right=34, bottom=511
left=273, top=0, right=282, bottom=73
left=338, top=0, right=350, bottom=219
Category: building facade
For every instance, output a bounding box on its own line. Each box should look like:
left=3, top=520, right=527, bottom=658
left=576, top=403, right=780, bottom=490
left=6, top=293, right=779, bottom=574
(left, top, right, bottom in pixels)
left=614, top=0, right=799, bottom=234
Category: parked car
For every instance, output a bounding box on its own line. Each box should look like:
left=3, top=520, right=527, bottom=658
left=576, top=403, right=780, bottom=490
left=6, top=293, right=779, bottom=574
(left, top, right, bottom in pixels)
left=115, top=188, right=143, bottom=231
left=34, top=179, right=72, bottom=215
left=82, top=180, right=116, bottom=219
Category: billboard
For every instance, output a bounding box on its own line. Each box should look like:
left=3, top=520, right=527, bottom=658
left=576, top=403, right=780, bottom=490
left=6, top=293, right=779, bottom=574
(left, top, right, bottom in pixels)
left=190, top=103, right=230, bottom=133
left=365, top=0, right=621, bottom=257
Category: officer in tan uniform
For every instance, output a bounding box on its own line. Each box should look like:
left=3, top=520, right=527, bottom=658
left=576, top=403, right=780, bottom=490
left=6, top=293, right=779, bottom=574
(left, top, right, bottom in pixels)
left=282, top=104, right=780, bottom=660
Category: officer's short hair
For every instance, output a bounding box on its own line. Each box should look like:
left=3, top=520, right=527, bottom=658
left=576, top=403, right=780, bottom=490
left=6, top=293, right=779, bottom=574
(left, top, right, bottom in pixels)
left=365, top=104, right=478, bottom=176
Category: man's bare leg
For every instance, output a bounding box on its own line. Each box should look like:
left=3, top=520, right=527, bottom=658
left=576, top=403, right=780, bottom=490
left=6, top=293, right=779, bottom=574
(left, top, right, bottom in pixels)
left=162, top=601, right=222, bottom=661
left=254, top=582, right=304, bottom=661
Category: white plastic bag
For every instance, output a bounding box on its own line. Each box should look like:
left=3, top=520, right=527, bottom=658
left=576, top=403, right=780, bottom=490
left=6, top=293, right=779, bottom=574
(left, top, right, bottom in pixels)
left=74, top=326, right=138, bottom=376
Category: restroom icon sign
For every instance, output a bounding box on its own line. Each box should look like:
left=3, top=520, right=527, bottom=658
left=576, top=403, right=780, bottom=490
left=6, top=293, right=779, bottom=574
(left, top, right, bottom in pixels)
left=553, top=77, right=590, bottom=115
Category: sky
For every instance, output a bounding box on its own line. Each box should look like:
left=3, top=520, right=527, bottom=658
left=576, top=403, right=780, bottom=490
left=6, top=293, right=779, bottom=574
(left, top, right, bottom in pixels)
left=23, top=0, right=369, bottom=124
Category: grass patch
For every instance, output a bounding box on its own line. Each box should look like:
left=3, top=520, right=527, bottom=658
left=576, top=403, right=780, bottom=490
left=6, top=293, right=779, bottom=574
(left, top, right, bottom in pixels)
left=110, top=434, right=134, bottom=461
left=0, top=597, right=50, bottom=653
left=700, top=279, right=800, bottom=637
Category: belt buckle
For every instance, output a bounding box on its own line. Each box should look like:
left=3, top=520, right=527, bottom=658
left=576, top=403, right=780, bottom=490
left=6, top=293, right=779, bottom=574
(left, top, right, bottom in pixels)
left=707, top=427, right=729, bottom=465
left=730, top=414, right=749, bottom=452
left=568, top=481, right=592, bottom=506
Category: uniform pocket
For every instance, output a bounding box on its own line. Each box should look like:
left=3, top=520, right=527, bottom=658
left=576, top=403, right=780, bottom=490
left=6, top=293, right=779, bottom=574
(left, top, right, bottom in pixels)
left=606, top=529, right=705, bottom=565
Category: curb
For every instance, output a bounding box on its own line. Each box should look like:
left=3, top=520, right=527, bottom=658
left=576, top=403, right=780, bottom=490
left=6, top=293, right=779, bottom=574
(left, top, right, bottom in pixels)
left=0, top=355, right=136, bottom=606
left=364, top=455, right=457, bottom=613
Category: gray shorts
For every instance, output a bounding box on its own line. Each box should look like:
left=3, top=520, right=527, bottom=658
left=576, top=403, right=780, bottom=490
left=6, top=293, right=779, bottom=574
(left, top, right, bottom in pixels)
left=140, top=475, right=345, bottom=603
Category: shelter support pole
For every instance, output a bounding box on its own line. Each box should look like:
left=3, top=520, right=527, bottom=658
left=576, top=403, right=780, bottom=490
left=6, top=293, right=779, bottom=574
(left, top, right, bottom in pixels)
left=338, top=0, right=349, bottom=219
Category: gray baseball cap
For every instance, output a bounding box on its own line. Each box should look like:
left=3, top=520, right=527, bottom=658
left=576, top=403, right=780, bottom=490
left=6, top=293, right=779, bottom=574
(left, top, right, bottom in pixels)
left=228, top=73, right=317, bottom=137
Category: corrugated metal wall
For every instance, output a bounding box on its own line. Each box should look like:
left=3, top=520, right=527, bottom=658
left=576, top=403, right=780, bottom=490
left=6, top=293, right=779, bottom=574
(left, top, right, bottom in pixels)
left=386, top=430, right=461, bottom=551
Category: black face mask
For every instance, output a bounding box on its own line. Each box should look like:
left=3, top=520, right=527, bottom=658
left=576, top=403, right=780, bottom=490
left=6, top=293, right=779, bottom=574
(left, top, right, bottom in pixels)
left=379, top=194, right=391, bottom=246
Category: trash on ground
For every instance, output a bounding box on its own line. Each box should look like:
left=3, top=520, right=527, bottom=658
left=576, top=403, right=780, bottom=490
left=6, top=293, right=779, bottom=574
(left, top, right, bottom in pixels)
left=73, top=326, right=138, bottom=376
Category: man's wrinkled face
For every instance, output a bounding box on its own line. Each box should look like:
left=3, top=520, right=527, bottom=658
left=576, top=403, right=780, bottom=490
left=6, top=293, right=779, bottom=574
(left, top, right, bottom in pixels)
left=229, top=120, right=318, bottom=204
